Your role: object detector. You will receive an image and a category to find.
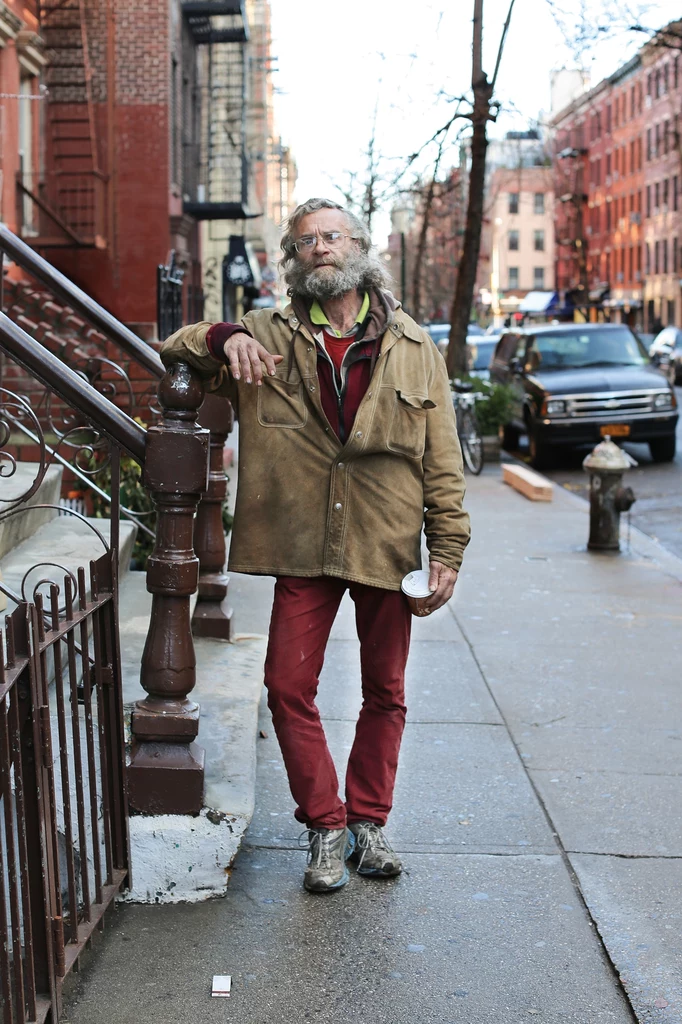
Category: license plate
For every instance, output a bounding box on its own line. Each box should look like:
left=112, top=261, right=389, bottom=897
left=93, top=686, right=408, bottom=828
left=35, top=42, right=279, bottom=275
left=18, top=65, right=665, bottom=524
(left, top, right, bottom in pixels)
left=600, top=424, right=630, bottom=437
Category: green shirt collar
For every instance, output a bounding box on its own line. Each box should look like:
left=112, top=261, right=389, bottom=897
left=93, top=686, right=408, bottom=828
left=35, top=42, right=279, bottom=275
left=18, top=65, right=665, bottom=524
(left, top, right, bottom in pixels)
left=309, top=292, right=370, bottom=337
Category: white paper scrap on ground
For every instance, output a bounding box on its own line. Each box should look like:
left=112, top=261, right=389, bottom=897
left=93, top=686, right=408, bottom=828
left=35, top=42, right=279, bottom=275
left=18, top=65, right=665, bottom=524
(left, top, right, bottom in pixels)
left=212, top=975, right=232, bottom=997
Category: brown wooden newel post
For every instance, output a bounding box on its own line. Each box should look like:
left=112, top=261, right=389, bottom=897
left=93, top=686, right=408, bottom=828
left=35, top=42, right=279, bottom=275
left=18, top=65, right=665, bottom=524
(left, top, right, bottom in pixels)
left=192, top=393, right=234, bottom=640
left=127, top=361, right=210, bottom=815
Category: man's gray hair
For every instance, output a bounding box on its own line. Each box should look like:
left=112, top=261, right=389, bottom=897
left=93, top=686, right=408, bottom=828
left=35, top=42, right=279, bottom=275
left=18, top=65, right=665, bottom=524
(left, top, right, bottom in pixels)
left=280, top=198, right=372, bottom=267
left=279, top=197, right=391, bottom=296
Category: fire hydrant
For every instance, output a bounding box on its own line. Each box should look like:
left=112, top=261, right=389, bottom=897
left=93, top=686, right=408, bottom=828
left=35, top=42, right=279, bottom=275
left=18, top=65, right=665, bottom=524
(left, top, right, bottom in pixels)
left=583, top=437, right=636, bottom=552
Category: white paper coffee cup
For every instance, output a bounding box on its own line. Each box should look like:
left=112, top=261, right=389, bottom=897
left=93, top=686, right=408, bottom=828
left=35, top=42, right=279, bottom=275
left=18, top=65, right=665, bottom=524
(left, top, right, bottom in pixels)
left=401, top=569, right=432, bottom=616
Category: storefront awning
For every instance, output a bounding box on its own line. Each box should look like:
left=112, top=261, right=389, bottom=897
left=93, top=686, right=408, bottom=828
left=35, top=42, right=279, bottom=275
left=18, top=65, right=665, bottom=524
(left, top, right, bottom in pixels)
left=518, top=291, right=558, bottom=313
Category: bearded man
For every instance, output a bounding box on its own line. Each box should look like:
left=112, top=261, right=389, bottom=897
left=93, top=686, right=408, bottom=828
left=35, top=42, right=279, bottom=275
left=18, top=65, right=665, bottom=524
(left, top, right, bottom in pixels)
left=161, top=198, right=470, bottom=893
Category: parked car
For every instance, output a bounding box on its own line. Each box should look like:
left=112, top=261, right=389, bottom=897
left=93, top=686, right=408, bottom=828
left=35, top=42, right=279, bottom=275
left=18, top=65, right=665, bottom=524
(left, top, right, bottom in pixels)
left=649, top=326, right=682, bottom=385
left=426, top=323, right=451, bottom=348
left=489, top=323, right=678, bottom=468
left=467, top=336, right=499, bottom=380
left=428, top=327, right=497, bottom=376
left=425, top=322, right=485, bottom=346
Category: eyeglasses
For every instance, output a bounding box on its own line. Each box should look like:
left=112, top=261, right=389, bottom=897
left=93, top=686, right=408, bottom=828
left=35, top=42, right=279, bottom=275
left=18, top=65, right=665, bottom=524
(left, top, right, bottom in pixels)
left=293, top=231, right=356, bottom=254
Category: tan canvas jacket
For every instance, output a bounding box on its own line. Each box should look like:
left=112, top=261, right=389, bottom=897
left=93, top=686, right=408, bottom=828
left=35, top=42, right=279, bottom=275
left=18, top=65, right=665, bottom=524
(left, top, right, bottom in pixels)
left=160, top=303, right=471, bottom=590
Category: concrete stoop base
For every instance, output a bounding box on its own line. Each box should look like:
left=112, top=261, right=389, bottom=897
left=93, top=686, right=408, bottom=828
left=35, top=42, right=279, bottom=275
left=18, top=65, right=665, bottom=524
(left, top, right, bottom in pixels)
left=122, top=808, right=249, bottom=904
left=116, top=572, right=268, bottom=905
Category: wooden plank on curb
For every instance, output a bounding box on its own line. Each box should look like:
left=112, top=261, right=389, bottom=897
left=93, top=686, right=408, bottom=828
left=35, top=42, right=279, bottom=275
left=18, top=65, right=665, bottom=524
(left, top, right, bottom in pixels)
left=502, top=463, right=553, bottom=502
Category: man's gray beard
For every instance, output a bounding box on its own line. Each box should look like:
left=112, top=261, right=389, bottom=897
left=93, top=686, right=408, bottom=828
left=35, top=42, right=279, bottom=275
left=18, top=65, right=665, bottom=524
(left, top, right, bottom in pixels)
left=285, top=248, right=373, bottom=301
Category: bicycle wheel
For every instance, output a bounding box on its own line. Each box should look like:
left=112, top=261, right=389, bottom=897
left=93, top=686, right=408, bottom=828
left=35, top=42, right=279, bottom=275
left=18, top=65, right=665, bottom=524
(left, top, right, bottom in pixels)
left=459, top=408, right=484, bottom=475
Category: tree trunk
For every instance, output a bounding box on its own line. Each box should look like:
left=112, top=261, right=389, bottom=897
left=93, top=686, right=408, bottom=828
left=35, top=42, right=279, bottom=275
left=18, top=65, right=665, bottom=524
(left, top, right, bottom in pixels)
left=446, top=77, right=492, bottom=379
left=413, top=172, right=439, bottom=323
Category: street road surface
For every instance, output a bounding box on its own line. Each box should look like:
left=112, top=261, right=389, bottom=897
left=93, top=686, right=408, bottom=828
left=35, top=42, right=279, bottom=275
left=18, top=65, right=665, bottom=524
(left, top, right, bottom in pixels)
left=533, top=386, right=682, bottom=560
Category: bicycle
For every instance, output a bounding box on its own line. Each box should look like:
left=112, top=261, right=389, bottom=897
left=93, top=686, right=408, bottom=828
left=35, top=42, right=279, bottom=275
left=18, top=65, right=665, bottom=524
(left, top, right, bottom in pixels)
left=451, top=380, right=485, bottom=475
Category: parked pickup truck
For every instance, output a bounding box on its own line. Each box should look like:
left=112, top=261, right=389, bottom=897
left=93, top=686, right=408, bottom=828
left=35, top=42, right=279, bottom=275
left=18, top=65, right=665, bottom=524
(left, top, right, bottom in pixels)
left=490, top=323, right=679, bottom=468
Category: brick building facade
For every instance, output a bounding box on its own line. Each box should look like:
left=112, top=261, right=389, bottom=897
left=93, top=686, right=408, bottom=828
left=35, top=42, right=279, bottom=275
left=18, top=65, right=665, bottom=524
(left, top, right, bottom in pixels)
left=551, top=23, right=682, bottom=330
left=488, top=166, right=555, bottom=321
left=2, top=1, right=293, bottom=340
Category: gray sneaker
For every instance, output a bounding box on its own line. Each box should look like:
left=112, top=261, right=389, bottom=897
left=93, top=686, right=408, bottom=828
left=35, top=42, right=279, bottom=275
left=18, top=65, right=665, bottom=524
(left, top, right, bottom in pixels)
left=348, top=822, right=402, bottom=877
left=300, top=827, right=355, bottom=893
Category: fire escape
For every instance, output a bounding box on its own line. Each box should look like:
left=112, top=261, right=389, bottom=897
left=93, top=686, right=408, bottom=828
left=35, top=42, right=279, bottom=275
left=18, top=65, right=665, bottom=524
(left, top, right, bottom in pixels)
left=20, top=0, right=107, bottom=248
left=182, top=1, right=250, bottom=221
left=556, top=144, right=590, bottom=311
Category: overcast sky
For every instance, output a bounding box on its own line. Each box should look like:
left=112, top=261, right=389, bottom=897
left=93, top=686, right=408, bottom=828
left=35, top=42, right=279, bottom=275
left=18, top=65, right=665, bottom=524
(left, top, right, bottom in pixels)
left=269, top=0, right=681, bottom=243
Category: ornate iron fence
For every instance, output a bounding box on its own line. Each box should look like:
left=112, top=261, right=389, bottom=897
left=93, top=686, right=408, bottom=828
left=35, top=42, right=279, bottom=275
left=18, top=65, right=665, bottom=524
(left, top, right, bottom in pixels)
left=0, top=388, right=129, bottom=1023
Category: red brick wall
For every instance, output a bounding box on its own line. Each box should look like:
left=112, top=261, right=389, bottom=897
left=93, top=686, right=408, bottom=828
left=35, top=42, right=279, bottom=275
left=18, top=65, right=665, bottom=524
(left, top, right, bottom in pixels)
left=47, top=0, right=174, bottom=334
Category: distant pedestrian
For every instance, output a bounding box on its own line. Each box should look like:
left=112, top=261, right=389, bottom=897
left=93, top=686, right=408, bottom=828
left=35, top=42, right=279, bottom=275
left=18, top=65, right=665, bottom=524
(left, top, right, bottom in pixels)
left=161, top=198, right=470, bottom=893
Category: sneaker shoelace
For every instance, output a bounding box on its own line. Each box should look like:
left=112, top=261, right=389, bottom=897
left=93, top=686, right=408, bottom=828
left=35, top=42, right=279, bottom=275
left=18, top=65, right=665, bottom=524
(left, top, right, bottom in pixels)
left=354, top=823, right=393, bottom=869
left=299, top=828, right=336, bottom=871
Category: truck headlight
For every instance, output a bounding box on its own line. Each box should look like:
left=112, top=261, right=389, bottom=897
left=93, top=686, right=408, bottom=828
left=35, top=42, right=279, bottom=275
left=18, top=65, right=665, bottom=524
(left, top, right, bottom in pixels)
left=653, top=392, right=672, bottom=409
left=546, top=399, right=566, bottom=415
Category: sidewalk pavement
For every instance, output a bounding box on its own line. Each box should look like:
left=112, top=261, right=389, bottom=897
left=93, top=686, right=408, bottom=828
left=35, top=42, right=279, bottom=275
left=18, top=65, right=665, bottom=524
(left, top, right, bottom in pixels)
left=65, top=464, right=681, bottom=1024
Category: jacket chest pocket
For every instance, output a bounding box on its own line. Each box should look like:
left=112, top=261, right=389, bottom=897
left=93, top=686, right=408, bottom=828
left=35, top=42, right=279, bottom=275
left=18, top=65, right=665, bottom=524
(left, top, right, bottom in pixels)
left=386, top=389, right=434, bottom=458
left=257, top=376, right=308, bottom=428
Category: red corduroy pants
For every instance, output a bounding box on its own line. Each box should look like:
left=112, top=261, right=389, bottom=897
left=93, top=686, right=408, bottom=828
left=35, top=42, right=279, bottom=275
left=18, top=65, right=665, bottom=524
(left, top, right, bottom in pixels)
left=264, top=576, right=412, bottom=829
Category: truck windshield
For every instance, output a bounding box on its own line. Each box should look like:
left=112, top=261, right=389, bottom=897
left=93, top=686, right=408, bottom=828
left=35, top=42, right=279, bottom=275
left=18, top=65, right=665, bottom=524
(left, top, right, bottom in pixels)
left=527, top=328, right=649, bottom=370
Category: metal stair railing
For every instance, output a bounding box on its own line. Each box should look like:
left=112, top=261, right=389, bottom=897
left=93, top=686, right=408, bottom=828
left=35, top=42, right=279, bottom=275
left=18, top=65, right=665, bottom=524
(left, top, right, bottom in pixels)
left=0, top=311, right=209, bottom=809
left=0, top=222, right=234, bottom=637
left=0, top=314, right=211, bottom=1022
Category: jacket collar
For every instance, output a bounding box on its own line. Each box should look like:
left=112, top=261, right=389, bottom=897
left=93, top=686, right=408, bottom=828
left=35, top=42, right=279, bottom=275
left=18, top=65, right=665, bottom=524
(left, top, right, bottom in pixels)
left=277, top=292, right=424, bottom=344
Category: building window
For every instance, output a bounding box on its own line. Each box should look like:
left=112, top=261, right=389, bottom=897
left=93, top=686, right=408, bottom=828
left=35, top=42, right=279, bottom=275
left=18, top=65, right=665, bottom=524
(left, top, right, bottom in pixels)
left=646, top=128, right=652, bottom=161
left=655, top=181, right=660, bottom=211
left=655, top=122, right=660, bottom=157
left=606, top=202, right=612, bottom=231
left=663, top=238, right=669, bottom=274
left=655, top=240, right=660, bottom=275
left=534, top=229, right=545, bottom=251
left=664, top=120, right=670, bottom=154
left=533, top=192, right=545, bottom=215
left=508, top=192, right=519, bottom=214
left=508, top=267, right=519, bottom=289
left=664, top=63, right=669, bottom=94
left=645, top=243, right=651, bottom=275
left=533, top=267, right=545, bottom=289
left=646, top=185, right=651, bottom=218
left=668, top=298, right=675, bottom=325
left=606, top=104, right=612, bottom=134
left=674, top=237, right=679, bottom=274
left=508, top=230, right=519, bottom=251
left=675, top=56, right=679, bottom=90
left=606, top=152, right=612, bottom=178
left=674, top=176, right=679, bottom=212
left=663, top=178, right=669, bottom=209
